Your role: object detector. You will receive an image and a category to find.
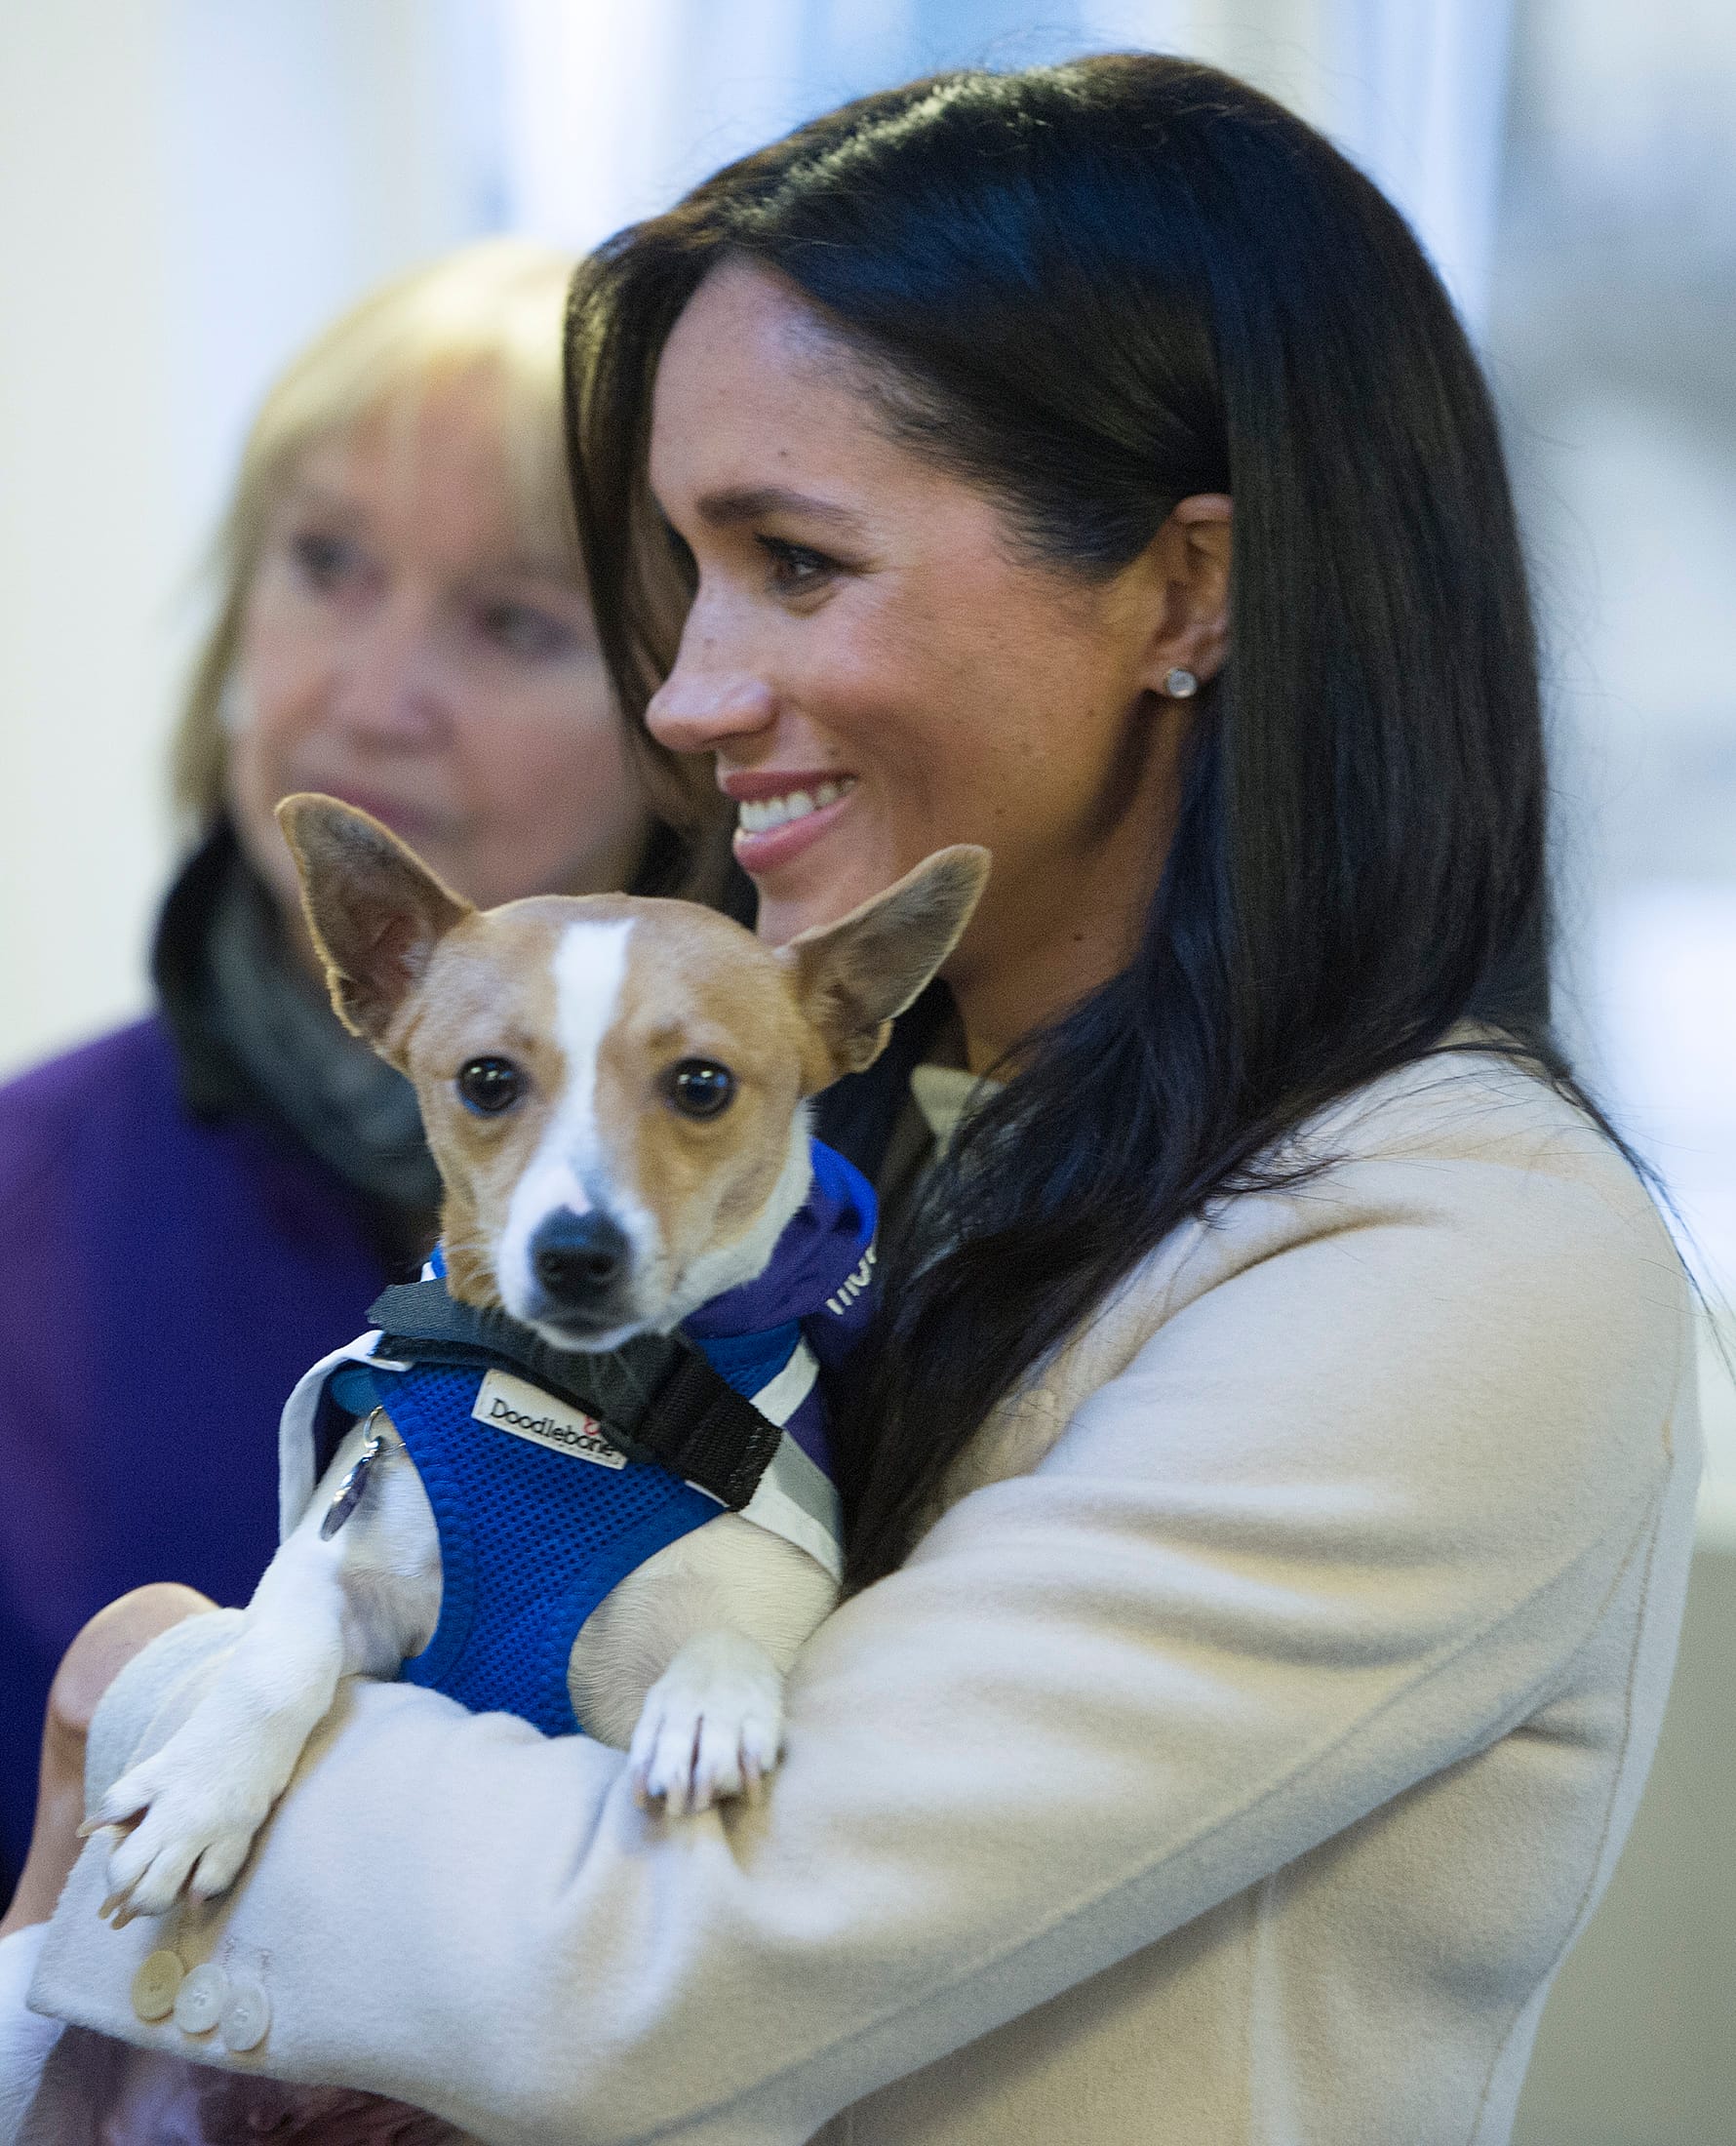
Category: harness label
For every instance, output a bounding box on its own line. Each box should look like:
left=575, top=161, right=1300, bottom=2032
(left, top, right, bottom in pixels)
left=471, top=1369, right=626, bottom=1468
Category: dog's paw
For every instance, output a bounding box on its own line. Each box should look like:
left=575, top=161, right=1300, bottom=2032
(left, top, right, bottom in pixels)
left=628, top=1631, right=786, bottom=1817
left=86, top=1735, right=285, bottom=1924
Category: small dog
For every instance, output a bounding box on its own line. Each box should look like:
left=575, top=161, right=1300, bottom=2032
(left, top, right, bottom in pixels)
left=88, top=794, right=987, bottom=1923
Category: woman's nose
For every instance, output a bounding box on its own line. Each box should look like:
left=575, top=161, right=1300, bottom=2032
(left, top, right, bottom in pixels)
left=330, top=597, right=451, bottom=745
left=646, top=619, right=778, bottom=756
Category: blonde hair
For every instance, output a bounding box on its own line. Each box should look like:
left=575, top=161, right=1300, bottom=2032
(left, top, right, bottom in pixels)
left=174, top=237, right=588, bottom=826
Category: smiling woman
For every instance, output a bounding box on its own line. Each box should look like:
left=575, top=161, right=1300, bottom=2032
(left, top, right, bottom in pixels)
left=645, top=260, right=1226, bottom=1062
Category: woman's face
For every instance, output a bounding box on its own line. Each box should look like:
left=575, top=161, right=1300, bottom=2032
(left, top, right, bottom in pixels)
left=227, top=383, right=651, bottom=921
left=646, top=261, right=1222, bottom=1063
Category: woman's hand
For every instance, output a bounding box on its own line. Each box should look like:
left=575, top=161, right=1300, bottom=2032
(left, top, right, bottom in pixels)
left=0, top=1583, right=215, bottom=1939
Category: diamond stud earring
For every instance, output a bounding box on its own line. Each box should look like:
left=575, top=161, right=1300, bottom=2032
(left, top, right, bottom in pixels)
left=1164, top=667, right=1199, bottom=699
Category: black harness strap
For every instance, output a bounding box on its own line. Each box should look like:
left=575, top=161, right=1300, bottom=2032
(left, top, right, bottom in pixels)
left=367, top=1280, right=784, bottom=1512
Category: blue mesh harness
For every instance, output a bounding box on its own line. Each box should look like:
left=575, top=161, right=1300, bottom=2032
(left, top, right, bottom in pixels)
left=296, top=1139, right=875, bottom=1738
left=332, top=1356, right=745, bottom=1736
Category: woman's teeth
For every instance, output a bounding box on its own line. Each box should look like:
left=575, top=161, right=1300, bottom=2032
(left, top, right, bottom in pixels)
left=735, top=778, right=855, bottom=836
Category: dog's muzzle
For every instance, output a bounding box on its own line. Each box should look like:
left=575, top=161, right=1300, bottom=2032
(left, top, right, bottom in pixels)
left=526, top=1208, right=635, bottom=1338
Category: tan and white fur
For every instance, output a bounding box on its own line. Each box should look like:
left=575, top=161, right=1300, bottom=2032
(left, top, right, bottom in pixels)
left=87, top=795, right=987, bottom=1923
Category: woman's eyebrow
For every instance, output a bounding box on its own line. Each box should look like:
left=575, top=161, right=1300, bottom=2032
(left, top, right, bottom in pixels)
left=276, top=482, right=367, bottom=528
left=694, top=485, right=864, bottom=533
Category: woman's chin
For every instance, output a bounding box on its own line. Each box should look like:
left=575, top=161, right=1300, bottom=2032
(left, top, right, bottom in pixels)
left=737, top=803, right=905, bottom=945
left=751, top=860, right=898, bottom=948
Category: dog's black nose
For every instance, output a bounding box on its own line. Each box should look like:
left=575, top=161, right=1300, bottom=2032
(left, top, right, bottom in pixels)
left=531, top=1210, right=630, bottom=1309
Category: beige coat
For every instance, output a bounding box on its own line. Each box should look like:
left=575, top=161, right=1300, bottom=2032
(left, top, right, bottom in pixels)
left=20, top=1049, right=1700, bottom=2144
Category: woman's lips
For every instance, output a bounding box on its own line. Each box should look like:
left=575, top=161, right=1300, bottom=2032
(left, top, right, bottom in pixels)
left=730, top=782, right=857, bottom=875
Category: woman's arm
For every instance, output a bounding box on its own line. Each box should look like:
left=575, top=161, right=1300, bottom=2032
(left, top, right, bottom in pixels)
left=30, top=1125, right=1696, bottom=2145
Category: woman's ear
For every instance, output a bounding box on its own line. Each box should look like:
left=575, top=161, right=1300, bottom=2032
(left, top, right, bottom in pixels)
left=1137, top=493, right=1232, bottom=695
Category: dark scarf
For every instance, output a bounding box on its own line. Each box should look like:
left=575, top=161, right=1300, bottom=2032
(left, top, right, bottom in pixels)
left=153, top=824, right=442, bottom=1259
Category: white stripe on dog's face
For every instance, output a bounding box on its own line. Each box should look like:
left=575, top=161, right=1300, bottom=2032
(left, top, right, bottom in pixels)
left=496, top=919, right=637, bottom=1321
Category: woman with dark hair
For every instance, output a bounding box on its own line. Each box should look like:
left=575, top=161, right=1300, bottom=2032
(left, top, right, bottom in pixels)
left=4, top=57, right=1697, bottom=2146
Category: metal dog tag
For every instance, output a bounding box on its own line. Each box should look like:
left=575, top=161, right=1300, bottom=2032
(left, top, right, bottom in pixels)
left=321, top=1418, right=385, bottom=1539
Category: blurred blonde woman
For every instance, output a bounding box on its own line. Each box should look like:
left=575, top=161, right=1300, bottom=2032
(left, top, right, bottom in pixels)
left=0, top=239, right=713, bottom=1896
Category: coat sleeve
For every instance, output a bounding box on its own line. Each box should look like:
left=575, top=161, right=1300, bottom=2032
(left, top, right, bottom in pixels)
left=28, top=1126, right=1693, bottom=2146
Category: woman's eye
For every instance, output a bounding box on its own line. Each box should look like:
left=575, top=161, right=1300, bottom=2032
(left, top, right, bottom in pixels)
left=663, top=1059, right=735, bottom=1120
left=755, top=536, right=840, bottom=597
left=474, top=601, right=575, bottom=660
left=456, top=1056, right=526, bottom=1115
left=290, top=530, right=367, bottom=592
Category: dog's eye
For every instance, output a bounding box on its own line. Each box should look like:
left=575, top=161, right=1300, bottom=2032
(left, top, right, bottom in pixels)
left=664, top=1059, right=735, bottom=1120
left=456, top=1056, right=525, bottom=1115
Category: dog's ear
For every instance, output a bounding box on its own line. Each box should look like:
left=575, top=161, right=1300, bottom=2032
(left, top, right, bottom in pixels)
left=276, top=794, right=472, bottom=1049
left=777, top=846, right=990, bottom=1091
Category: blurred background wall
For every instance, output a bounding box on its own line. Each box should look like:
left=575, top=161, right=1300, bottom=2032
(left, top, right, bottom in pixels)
left=0, top=5, right=1728, bottom=2137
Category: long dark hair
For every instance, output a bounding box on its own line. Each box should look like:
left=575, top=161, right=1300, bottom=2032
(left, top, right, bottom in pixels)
left=567, top=54, right=1612, bottom=1587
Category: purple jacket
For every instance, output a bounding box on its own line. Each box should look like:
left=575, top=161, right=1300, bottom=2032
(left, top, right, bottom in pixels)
left=0, top=1016, right=395, bottom=1883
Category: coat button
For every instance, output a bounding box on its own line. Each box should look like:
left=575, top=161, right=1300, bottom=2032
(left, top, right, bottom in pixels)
left=219, top=1974, right=271, bottom=2052
left=131, top=1949, right=184, bottom=2022
left=172, top=1961, right=230, bottom=2035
